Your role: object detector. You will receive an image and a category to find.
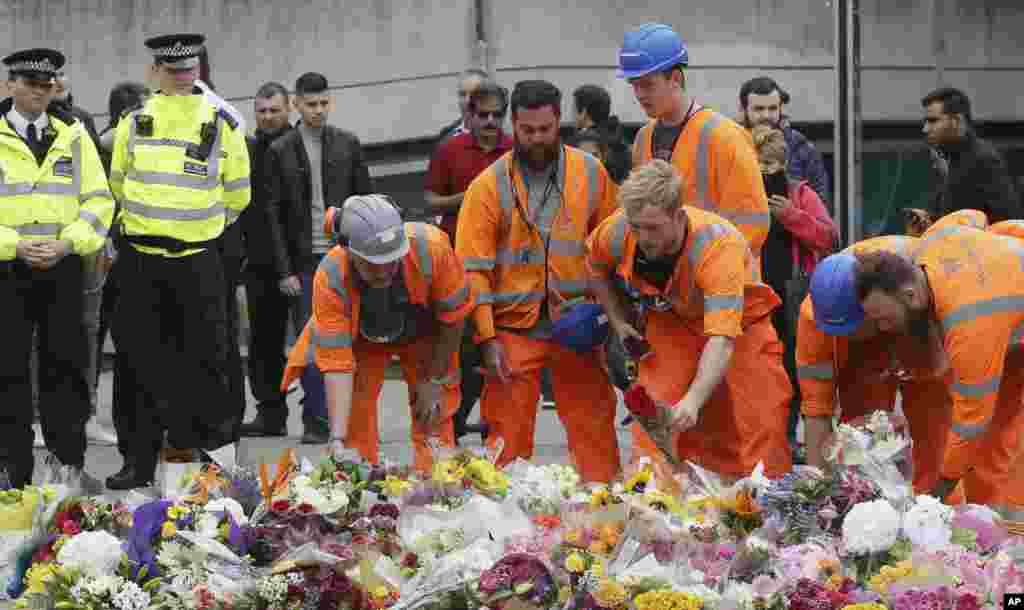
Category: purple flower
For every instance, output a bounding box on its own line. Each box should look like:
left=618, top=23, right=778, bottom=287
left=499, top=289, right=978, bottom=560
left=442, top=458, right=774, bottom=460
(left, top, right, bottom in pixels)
left=372, top=516, right=396, bottom=532
left=123, top=499, right=172, bottom=579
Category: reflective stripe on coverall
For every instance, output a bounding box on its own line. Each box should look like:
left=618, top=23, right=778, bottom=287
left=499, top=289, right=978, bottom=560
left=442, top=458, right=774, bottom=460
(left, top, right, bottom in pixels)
left=456, top=145, right=621, bottom=483
left=281, top=223, right=474, bottom=473
left=911, top=221, right=1024, bottom=517
left=587, top=206, right=792, bottom=479
left=633, top=111, right=770, bottom=281
left=796, top=235, right=950, bottom=494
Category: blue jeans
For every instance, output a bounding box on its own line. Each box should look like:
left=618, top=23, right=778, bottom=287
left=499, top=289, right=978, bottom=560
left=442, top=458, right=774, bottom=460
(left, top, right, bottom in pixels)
left=294, top=270, right=327, bottom=421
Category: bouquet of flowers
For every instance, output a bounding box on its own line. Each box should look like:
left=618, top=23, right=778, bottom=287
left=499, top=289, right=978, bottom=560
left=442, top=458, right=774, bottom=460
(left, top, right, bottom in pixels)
left=431, top=448, right=509, bottom=500
left=841, top=499, right=910, bottom=582
left=824, top=411, right=914, bottom=509
left=473, top=553, right=558, bottom=610
left=15, top=561, right=159, bottom=610
left=757, top=466, right=836, bottom=546
left=622, top=384, right=681, bottom=469
left=504, top=460, right=579, bottom=516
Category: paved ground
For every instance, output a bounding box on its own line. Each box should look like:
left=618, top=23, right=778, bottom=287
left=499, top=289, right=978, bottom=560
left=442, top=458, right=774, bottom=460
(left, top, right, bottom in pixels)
left=30, top=364, right=636, bottom=489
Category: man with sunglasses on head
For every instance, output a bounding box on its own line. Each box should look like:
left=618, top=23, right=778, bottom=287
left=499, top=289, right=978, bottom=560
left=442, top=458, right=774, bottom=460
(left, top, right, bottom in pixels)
left=425, top=79, right=511, bottom=443
left=456, top=80, right=622, bottom=483
left=280, top=195, right=475, bottom=473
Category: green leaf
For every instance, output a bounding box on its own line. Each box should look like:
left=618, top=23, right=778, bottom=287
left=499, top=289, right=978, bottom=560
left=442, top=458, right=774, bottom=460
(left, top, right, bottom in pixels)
left=136, top=565, right=149, bottom=581
left=54, top=602, right=75, bottom=609
left=143, top=579, right=161, bottom=592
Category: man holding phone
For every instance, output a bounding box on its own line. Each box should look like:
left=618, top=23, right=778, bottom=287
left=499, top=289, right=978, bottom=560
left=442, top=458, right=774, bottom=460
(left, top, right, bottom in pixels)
left=587, top=160, right=793, bottom=480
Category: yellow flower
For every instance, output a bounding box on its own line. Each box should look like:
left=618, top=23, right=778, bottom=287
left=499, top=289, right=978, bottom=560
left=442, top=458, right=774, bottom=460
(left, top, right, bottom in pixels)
left=565, top=552, right=586, bottom=573
left=161, top=521, right=178, bottom=539
left=559, top=586, right=572, bottom=604
left=381, top=475, right=412, bottom=498
left=633, top=590, right=704, bottom=610
left=167, top=505, right=189, bottom=520
left=590, top=560, right=605, bottom=578
left=643, top=490, right=683, bottom=515
left=432, top=460, right=464, bottom=484
left=625, top=468, right=652, bottom=494
left=591, top=486, right=612, bottom=508
left=868, top=560, right=915, bottom=595
left=22, top=562, right=59, bottom=596
left=594, top=579, right=628, bottom=608
left=371, top=585, right=391, bottom=600
left=564, top=528, right=585, bottom=547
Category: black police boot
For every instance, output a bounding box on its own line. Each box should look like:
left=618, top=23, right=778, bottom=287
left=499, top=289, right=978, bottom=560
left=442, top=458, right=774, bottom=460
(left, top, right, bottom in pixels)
left=105, top=459, right=155, bottom=491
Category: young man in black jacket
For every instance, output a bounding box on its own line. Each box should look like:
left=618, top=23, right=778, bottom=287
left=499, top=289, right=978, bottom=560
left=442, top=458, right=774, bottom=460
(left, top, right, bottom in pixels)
left=239, top=82, right=295, bottom=438
left=923, top=87, right=1019, bottom=223
left=262, top=72, right=373, bottom=444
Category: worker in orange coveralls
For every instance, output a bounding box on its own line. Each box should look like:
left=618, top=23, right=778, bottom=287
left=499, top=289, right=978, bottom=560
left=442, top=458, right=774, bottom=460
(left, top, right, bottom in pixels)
left=455, top=80, right=621, bottom=483
left=799, top=234, right=951, bottom=494
left=809, top=213, right=1024, bottom=516
left=281, top=194, right=474, bottom=473
left=587, top=160, right=792, bottom=480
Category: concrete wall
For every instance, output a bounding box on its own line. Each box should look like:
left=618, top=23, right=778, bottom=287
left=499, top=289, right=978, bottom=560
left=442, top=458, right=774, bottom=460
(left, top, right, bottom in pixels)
left=2, top=0, right=1023, bottom=145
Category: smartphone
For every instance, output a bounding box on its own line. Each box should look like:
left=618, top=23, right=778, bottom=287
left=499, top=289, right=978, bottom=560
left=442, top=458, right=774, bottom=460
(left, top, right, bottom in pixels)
left=622, top=335, right=652, bottom=360
left=763, top=171, right=788, bottom=198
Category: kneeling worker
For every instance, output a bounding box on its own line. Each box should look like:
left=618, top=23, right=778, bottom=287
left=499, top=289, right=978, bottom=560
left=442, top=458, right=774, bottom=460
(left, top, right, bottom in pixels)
left=282, top=195, right=474, bottom=473
left=809, top=215, right=1024, bottom=516
left=800, top=235, right=950, bottom=494
left=587, top=160, right=792, bottom=480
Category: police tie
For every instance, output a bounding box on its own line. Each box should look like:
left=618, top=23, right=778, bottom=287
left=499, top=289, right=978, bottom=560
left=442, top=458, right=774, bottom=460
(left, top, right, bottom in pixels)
left=25, top=123, right=45, bottom=165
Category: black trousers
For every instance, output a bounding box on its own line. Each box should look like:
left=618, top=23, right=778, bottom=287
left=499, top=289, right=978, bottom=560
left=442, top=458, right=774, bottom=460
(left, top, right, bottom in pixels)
left=221, top=250, right=246, bottom=442
left=453, top=328, right=484, bottom=433
left=0, top=256, right=90, bottom=487
left=112, top=247, right=234, bottom=469
left=243, top=265, right=290, bottom=407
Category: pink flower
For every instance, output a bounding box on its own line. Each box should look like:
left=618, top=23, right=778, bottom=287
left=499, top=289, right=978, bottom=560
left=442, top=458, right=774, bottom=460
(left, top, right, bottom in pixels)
left=61, top=519, right=81, bottom=536
left=297, top=503, right=315, bottom=514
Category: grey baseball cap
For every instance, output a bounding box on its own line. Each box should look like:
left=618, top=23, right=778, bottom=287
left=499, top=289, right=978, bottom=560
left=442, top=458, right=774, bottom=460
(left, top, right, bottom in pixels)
left=340, top=195, right=409, bottom=264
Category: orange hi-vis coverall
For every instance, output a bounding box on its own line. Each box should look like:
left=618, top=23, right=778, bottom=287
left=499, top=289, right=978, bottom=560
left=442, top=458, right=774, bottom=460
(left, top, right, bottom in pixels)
left=910, top=221, right=1024, bottom=517
left=797, top=235, right=951, bottom=494
left=632, top=107, right=770, bottom=280
left=587, top=206, right=793, bottom=479
left=456, top=145, right=621, bottom=483
left=281, top=223, right=475, bottom=473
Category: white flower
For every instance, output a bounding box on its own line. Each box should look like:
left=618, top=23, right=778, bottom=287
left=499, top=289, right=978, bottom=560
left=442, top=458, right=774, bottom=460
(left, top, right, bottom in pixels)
left=69, top=583, right=85, bottom=602
left=258, top=575, right=288, bottom=604
left=296, top=485, right=348, bottom=514
left=902, top=494, right=954, bottom=551
left=205, top=497, right=248, bottom=525
left=111, top=580, right=151, bottom=610
left=57, top=531, right=124, bottom=577
left=842, top=499, right=901, bottom=554
left=156, top=541, right=189, bottom=569
left=85, top=574, right=124, bottom=597
left=195, top=513, right=221, bottom=538
left=721, top=582, right=755, bottom=610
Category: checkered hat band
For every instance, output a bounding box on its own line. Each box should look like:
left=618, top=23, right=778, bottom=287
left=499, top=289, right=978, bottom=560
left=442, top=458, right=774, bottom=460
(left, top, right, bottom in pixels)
left=8, top=59, right=56, bottom=73
left=153, top=42, right=203, bottom=58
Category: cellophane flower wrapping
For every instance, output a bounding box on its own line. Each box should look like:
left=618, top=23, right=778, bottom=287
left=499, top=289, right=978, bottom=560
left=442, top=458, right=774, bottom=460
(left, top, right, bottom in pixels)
left=395, top=536, right=502, bottom=610
left=0, top=484, right=74, bottom=601
left=824, top=410, right=914, bottom=509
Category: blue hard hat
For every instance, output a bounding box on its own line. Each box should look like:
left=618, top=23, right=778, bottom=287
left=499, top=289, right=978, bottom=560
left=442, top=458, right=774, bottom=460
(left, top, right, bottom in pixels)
left=551, top=302, right=610, bottom=354
left=618, top=23, right=689, bottom=80
left=809, top=253, right=865, bottom=336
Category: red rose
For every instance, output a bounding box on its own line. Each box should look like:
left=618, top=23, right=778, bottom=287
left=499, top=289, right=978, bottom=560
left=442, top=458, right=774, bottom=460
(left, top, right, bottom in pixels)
left=61, top=520, right=81, bottom=536
left=401, top=552, right=419, bottom=569
left=623, top=384, right=658, bottom=419
left=271, top=499, right=292, bottom=513
left=297, top=503, right=315, bottom=514
left=334, top=470, right=346, bottom=481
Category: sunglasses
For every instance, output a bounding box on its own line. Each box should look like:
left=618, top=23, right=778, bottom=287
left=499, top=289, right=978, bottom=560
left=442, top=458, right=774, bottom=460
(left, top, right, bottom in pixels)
left=474, top=110, right=506, bottom=121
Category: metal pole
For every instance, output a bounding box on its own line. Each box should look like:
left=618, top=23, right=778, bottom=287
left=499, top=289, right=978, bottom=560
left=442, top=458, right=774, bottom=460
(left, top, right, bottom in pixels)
left=834, top=0, right=863, bottom=246
left=932, top=0, right=946, bottom=87
left=474, top=0, right=491, bottom=75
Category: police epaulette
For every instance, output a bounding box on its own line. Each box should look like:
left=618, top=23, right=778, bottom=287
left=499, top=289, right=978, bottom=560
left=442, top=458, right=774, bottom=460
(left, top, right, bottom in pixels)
left=216, top=108, right=239, bottom=130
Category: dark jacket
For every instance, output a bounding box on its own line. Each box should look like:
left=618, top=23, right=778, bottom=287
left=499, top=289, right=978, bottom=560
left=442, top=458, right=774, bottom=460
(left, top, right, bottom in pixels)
left=265, top=123, right=373, bottom=277
left=242, top=126, right=292, bottom=270
left=51, top=96, right=100, bottom=151
left=934, top=132, right=1020, bottom=223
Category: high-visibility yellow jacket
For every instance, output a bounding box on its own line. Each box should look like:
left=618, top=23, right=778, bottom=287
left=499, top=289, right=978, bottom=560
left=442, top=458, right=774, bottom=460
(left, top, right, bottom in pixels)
left=633, top=108, right=769, bottom=279
left=456, top=146, right=618, bottom=341
left=0, top=100, right=114, bottom=260
left=109, top=92, right=250, bottom=257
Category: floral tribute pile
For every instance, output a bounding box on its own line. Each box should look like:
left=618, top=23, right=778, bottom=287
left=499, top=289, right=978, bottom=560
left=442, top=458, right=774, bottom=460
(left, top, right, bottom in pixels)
left=1, top=411, right=1024, bottom=610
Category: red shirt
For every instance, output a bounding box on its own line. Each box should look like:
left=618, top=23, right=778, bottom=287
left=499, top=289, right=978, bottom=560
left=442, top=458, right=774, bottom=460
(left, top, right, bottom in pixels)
left=425, top=130, right=512, bottom=240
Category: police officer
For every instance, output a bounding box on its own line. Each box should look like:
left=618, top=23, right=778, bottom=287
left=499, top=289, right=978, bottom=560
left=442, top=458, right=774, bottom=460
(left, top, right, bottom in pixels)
left=0, top=48, right=114, bottom=489
left=107, top=34, right=250, bottom=490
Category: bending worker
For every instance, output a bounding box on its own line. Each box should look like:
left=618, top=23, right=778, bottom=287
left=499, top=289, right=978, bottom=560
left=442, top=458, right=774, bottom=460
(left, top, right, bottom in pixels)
left=587, top=160, right=792, bottom=480
left=282, top=194, right=473, bottom=473
left=456, top=79, right=621, bottom=483
left=809, top=211, right=1024, bottom=516
left=799, top=235, right=950, bottom=494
